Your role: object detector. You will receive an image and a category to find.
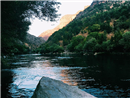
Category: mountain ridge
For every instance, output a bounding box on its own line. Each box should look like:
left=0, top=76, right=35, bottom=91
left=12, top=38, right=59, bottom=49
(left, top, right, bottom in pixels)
left=38, top=14, right=76, bottom=41
left=36, top=1, right=130, bottom=53
left=38, top=6, right=89, bottom=41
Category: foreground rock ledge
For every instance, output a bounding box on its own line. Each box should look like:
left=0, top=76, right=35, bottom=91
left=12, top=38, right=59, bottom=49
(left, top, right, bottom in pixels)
left=31, top=77, right=96, bottom=98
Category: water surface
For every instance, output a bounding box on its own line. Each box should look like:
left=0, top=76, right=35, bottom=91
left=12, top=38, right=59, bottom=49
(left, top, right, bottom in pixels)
left=1, top=53, right=130, bottom=98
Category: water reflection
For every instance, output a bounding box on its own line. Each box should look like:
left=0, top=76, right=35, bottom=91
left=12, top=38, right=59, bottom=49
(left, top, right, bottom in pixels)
left=1, top=54, right=130, bottom=98
left=54, top=54, right=130, bottom=97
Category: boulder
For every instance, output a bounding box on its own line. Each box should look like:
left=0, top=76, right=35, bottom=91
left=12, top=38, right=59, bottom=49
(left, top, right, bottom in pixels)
left=31, top=76, right=96, bottom=98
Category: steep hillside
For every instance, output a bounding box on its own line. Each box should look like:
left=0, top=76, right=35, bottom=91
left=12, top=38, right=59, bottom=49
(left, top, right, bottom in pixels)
left=37, top=1, right=130, bottom=53
left=75, top=0, right=126, bottom=20
left=38, top=14, right=77, bottom=41
left=39, top=6, right=89, bottom=41
left=25, top=33, right=45, bottom=50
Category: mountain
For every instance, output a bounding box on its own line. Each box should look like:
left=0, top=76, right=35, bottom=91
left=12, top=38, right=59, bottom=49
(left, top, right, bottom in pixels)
left=24, top=33, right=45, bottom=50
left=75, top=0, right=126, bottom=20
left=37, top=1, right=130, bottom=53
left=38, top=6, right=89, bottom=41
left=38, top=14, right=76, bottom=41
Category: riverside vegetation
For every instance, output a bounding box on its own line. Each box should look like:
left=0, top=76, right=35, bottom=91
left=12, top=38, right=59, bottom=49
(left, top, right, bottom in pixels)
left=1, top=1, right=60, bottom=68
left=36, top=1, right=130, bottom=54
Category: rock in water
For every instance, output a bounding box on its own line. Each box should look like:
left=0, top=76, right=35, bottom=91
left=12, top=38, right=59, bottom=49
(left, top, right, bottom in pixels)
left=31, top=77, right=96, bottom=98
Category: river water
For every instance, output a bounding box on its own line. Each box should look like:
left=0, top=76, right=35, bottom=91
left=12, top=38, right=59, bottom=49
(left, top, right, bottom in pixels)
left=1, top=53, right=130, bottom=98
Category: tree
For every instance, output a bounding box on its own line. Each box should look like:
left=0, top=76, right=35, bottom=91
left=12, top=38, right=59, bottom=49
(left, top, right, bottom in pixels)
left=97, top=33, right=107, bottom=44
left=88, top=24, right=100, bottom=33
left=119, top=31, right=130, bottom=51
left=83, top=38, right=97, bottom=52
left=1, top=1, right=60, bottom=55
left=101, top=40, right=112, bottom=52
left=53, top=45, right=64, bottom=53
left=75, top=43, right=83, bottom=52
left=100, top=22, right=112, bottom=33
left=113, top=30, right=122, bottom=46
left=67, top=35, right=85, bottom=52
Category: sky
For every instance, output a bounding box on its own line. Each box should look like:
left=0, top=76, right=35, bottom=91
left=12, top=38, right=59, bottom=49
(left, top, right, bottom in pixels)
left=28, top=0, right=93, bottom=37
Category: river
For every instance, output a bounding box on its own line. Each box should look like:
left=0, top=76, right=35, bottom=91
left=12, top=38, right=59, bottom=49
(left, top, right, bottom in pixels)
left=1, top=53, right=130, bottom=98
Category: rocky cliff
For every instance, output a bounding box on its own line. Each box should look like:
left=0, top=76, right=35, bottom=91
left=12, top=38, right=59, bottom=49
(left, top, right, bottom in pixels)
left=38, top=6, right=89, bottom=41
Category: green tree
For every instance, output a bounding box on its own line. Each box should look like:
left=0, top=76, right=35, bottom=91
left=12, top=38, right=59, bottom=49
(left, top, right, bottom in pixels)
left=1, top=1, right=60, bottom=55
left=40, top=43, right=64, bottom=54
left=83, top=38, right=97, bottom=52
left=100, top=22, right=112, bottom=33
left=54, top=45, right=64, bottom=53
left=88, top=24, right=100, bottom=33
left=67, top=35, right=85, bottom=52
left=75, top=43, right=83, bottom=52
left=113, top=30, right=122, bottom=46
left=94, top=43, right=102, bottom=52
left=97, top=33, right=107, bottom=44
left=119, top=31, right=130, bottom=51
left=101, top=40, right=113, bottom=52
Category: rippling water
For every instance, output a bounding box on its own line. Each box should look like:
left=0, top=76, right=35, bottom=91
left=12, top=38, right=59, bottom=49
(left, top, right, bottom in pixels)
left=1, top=54, right=130, bottom=98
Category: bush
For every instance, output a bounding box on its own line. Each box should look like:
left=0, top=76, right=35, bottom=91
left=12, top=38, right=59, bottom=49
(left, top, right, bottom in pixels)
left=67, top=35, right=85, bottom=52
left=88, top=24, right=100, bottom=33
